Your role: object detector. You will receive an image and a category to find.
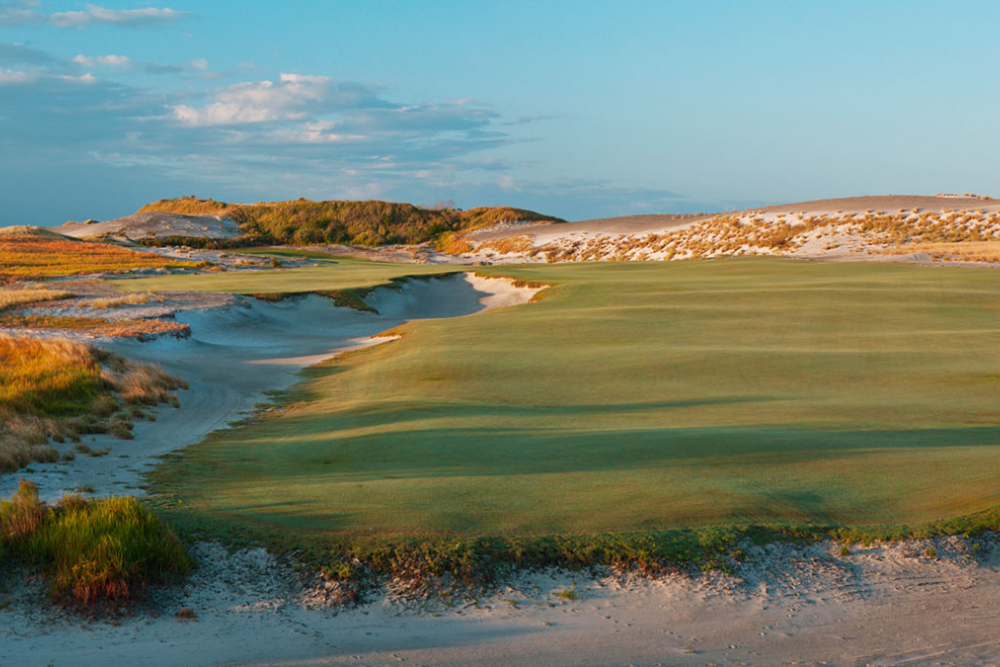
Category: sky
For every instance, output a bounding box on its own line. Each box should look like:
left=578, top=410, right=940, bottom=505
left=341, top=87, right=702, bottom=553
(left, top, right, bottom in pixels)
left=2, top=1, right=1000, bottom=225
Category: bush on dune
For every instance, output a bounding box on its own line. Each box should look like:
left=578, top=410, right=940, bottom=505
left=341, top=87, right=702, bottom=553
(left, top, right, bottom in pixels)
left=1, top=480, right=192, bottom=611
left=138, top=196, right=564, bottom=247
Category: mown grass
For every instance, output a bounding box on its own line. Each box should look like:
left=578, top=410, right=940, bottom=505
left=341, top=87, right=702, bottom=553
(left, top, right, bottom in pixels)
left=0, top=336, right=186, bottom=472
left=0, top=480, right=192, bottom=611
left=121, top=255, right=460, bottom=296
left=142, top=257, right=1000, bottom=579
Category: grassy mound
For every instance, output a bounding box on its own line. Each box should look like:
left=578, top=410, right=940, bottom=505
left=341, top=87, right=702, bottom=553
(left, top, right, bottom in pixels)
left=137, top=196, right=563, bottom=247
left=146, top=258, right=1000, bottom=579
left=1, top=480, right=192, bottom=610
left=0, top=336, right=187, bottom=472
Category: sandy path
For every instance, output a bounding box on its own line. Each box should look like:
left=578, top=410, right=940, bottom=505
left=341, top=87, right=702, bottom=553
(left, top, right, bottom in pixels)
left=5, top=535, right=1000, bottom=666
left=0, top=273, right=542, bottom=500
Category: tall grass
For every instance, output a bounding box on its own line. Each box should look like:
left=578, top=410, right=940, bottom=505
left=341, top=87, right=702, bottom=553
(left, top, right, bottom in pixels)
left=85, top=292, right=162, bottom=309
left=0, top=288, right=73, bottom=312
left=1, top=480, right=192, bottom=611
left=0, top=336, right=187, bottom=472
left=0, top=228, right=195, bottom=279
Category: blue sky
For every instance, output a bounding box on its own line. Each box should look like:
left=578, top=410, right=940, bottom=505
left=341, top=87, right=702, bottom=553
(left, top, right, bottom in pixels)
left=2, top=1, right=999, bottom=225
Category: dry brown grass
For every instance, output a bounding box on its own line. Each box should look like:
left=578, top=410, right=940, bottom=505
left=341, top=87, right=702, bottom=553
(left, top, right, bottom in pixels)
left=884, top=240, right=1000, bottom=262
left=0, top=288, right=73, bottom=312
left=85, top=293, right=163, bottom=309
left=0, top=313, right=189, bottom=338
left=0, top=336, right=187, bottom=472
left=524, top=207, right=1000, bottom=262
left=0, top=227, right=196, bottom=279
left=477, top=234, right=535, bottom=255
left=435, top=232, right=474, bottom=254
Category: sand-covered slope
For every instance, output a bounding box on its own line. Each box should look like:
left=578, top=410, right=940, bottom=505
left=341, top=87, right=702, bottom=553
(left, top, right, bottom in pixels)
left=52, top=211, right=240, bottom=241
left=452, top=193, right=1000, bottom=264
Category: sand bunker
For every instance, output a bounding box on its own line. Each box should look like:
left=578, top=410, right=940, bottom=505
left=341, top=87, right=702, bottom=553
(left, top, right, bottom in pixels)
left=0, top=273, right=542, bottom=500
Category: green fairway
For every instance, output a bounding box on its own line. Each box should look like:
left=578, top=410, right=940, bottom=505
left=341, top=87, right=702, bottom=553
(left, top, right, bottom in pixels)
left=150, top=258, right=1000, bottom=545
left=123, top=255, right=458, bottom=295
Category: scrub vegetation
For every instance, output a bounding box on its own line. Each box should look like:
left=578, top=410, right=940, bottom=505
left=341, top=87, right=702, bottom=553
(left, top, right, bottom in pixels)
left=523, top=208, right=1000, bottom=261
left=0, top=287, right=73, bottom=312
left=137, top=196, right=563, bottom=247
left=0, top=226, right=196, bottom=279
left=146, top=257, right=1000, bottom=579
left=0, top=336, right=186, bottom=472
left=0, top=480, right=191, bottom=611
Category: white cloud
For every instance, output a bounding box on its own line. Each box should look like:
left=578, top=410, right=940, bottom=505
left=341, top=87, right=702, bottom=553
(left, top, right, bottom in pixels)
left=172, top=73, right=336, bottom=127
left=0, top=3, right=193, bottom=29
left=72, top=54, right=132, bottom=67
left=0, top=1, right=41, bottom=27
left=49, top=5, right=191, bottom=29
left=189, top=58, right=208, bottom=70
left=0, top=67, right=35, bottom=84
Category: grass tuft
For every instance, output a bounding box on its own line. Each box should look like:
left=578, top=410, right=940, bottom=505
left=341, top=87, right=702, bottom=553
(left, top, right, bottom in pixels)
left=1, top=480, right=192, bottom=612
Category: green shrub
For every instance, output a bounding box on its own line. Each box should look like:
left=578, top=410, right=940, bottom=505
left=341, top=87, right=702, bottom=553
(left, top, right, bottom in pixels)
left=1, top=481, right=192, bottom=611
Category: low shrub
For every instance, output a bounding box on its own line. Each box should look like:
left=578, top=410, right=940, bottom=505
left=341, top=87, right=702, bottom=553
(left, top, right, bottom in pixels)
left=2, top=480, right=192, bottom=611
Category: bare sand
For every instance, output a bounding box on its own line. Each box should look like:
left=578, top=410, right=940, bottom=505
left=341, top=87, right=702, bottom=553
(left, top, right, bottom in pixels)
left=52, top=211, right=241, bottom=241
left=5, top=533, right=1000, bottom=666
left=467, top=213, right=710, bottom=244
left=0, top=273, right=543, bottom=501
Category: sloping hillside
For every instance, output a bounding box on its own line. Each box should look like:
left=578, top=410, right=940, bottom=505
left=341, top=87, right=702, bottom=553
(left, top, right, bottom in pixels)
left=455, top=194, right=1000, bottom=264
left=53, top=212, right=240, bottom=242
left=129, top=197, right=564, bottom=246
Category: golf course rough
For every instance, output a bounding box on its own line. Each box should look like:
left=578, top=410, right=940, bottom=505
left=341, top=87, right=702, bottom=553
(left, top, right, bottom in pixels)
left=144, top=257, right=1000, bottom=552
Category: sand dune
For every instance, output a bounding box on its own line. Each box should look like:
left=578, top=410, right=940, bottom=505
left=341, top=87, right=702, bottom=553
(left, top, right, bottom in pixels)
left=52, top=211, right=241, bottom=240
left=451, top=194, right=1000, bottom=265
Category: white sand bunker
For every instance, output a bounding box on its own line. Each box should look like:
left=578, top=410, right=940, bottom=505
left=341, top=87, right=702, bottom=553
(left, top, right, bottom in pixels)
left=0, top=273, right=543, bottom=500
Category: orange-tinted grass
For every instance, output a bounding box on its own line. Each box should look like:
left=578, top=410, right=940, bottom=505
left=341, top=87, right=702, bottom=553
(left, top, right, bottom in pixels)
left=0, top=234, right=196, bottom=278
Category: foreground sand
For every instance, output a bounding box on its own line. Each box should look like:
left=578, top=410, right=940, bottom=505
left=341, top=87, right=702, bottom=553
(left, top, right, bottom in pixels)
left=5, top=533, right=1000, bottom=665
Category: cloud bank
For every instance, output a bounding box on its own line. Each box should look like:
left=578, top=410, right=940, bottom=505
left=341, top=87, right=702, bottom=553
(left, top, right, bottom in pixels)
left=0, top=3, right=192, bottom=29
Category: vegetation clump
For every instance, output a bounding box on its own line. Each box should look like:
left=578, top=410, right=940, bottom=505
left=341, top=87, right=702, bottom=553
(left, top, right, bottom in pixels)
left=0, top=336, right=186, bottom=472
left=0, top=480, right=192, bottom=611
